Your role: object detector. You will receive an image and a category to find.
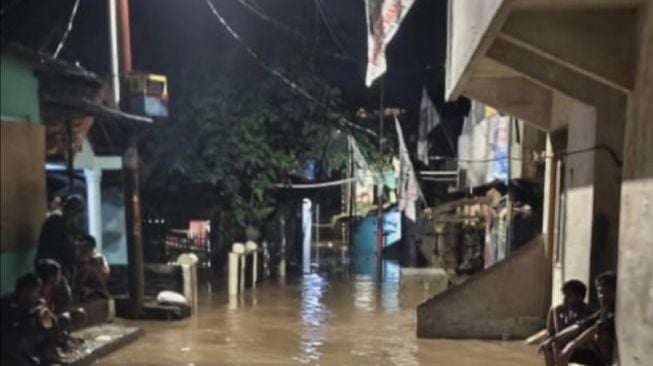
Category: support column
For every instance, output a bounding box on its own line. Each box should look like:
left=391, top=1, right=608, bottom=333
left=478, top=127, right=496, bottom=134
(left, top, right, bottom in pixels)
left=617, top=4, right=653, bottom=364
left=84, top=169, right=103, bottom=251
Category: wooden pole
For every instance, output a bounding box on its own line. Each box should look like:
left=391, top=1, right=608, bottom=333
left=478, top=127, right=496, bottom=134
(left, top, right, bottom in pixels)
left=118, top=0, right=144, bottom=317
left=376, top=78, right=384, bottom=259
left=65, top=119, right=75, bottom=195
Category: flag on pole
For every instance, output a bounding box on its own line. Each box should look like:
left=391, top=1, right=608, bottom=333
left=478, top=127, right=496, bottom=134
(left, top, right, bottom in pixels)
left=365, top=0, right=416, bottom=87
left=395, top=117, right=423, bottom=222
left=417, top=86, right=440, bottom=165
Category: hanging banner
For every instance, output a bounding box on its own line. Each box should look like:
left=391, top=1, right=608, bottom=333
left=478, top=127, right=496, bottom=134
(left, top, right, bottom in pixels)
left=485, top=115, right=511, bottom=184
left=417, top=86, right=440, bottom=164
left=365, top=0, right=416, bottom=87
left=348, top=135, right=380, bottom=207
left=395, top=117, right=423, bottom=222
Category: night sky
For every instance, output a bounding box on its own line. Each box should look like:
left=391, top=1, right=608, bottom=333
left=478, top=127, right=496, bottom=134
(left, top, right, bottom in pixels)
left=1, top=0, right=467, bottom=147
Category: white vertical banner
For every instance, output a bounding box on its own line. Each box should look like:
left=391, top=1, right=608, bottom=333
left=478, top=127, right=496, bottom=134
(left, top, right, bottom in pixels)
left=417, top=86, right=440, bottom=165
left=395, top=117, right=423, bottom=222
left=365, top=0, right=416, bottom=87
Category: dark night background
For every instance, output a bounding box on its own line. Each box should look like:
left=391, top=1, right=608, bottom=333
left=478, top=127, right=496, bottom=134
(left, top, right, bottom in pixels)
left=1, top=0, right=468, bottom=159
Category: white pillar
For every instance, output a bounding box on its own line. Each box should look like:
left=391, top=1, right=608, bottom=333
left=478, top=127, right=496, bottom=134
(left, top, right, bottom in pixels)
left=228, top=252, right=240, bottom=296
left=85, top=169, right=103, bottom=250
left=302, top=199, right=312, bottom=274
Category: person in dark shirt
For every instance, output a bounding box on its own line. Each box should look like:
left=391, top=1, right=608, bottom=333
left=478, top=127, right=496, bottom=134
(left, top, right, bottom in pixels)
left=1, top=273, right=54, bottom=366
left=36, top=194, right=86, bottom=280
left=35, top=259, right=86, bottom=353
left=539, top=271, right=617, bottom=366
left=74, top=234, right=110, bottom=302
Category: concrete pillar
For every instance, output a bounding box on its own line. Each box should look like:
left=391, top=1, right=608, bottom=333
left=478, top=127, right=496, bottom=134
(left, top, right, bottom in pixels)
left=84, top=169, right=103, bottom=250
left=558, top=98, right=597, bottom=288
left=616, top=4, right=653, bottom=364
left=302, top=199, right=312, bottom=274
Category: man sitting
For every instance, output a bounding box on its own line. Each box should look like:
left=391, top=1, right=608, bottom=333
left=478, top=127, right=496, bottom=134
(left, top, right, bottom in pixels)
left=35, top=259, right=86, bottom=352
left=75, top=234, right=110, bottom=302
left=539, top=271, right=617, bottom=366
left=541, top=279, right=593, bottom=365
left=1, top=273, right=58, bottom=365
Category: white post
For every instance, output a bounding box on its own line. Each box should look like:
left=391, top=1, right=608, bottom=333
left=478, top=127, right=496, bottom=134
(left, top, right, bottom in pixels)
left=239, top=255, right=246, bottom=293
left=107, top=0, right=121, bottom=105
left=262, top=241, right=270, bottom=279
left=315, top=204, right=320, bottom=269
left=302, top=199, right=312, bottom=274
left=84, top=169, right=103, bottom=251
left=228, top=252, right=240, bottom=296
left=246, top=241, right=258, bottom=287
left=279, top=218, right=286, bottom=278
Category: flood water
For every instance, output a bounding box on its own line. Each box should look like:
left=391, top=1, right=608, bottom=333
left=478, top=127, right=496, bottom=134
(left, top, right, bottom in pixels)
left=98, top=260, right=540, bottom=365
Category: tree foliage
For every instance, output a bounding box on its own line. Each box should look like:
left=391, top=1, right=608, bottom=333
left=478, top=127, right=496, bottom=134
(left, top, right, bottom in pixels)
left=140, top=64, right=347, bottom=227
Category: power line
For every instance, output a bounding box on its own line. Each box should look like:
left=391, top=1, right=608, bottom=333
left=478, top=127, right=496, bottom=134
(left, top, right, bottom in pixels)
left=315, top=0, right=351, bottom=59
left=53, top=0, right=81, bottom=58
left=234, top=0, right=354, bottom=62
left=204, top=0, right=318, bottom=103
left=203, top=0, right=376, bottom=138
left=429, top=144, right=623, bottom=166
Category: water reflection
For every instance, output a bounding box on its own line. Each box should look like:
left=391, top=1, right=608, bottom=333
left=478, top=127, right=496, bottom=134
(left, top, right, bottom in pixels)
left=97, top=260, right=540, bottom=366
left=296, top=274, right=329, bottom=364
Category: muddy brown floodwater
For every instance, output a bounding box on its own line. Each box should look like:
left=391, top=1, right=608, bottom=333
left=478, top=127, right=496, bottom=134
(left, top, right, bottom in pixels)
left=98, top=261, right=541, bottom=366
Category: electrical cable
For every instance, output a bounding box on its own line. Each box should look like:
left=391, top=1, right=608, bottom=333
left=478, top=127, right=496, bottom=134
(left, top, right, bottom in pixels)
left=234, top=0, right=354, bottom=62
left=429, top=144, right=623, bottom=167
left=315, top=0, right=352, bottom=59
left=53, top=0, right=81, bottom=58
left=204, top=0, right=376, bottom=138
left=205, top=0, right=318, bottom=103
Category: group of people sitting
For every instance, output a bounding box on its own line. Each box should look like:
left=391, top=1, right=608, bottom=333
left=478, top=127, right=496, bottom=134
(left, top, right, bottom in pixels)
left=1, top=195, right=111, bottom=365
left=539, top=271, right=617, bottom=366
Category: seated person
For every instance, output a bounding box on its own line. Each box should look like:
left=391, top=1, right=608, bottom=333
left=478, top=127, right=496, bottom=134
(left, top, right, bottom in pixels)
left=542, top=279, right=593, bottom=366
left=1, top=273, right=59, bottom=365
left=547, top=280, right=592, bottom=336
left=74, top=235, right=110, bottom=302
left=539, top=271, right=617, bottom=366
left=35, top=259, right=86, bottom=350
left=35, top=259, right=73, bottom=314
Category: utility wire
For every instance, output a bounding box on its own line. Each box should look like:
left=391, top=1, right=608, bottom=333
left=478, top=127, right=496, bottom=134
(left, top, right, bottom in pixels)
left=205, top=0, right=317, bottom=103
left=315, top=0, right=351, bottom=59
left=429, top=144, right=623, bottom=166
left=53, top=0, right=81, bottom=58
left=234, top=0, right=354, bottom=62
left=204, top=0, right=376, bottom=138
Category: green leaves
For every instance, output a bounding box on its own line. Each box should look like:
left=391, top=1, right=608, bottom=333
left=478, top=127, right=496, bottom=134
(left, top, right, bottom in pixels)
left=141, top=63, right=347, bottom=227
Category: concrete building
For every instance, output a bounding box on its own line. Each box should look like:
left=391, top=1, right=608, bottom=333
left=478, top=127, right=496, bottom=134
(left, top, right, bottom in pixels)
left=420, top=1, right=651, bottom=364
left=0, top=46, right=149, bottom=296
left=0, top=52, right=47, bottom=295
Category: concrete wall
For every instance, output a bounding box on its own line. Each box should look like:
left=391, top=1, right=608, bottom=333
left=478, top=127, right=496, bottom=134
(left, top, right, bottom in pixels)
left=557, top=97, right=597, bottom=289
left=0, top=123, right=46, bottom=295
left=417, top=236, right=546, bottom=339
left=446, top=0, right=507, bottom=99
left=617, top=3, right=653, bottom=365
left=0, top=55, right=40, bottom=123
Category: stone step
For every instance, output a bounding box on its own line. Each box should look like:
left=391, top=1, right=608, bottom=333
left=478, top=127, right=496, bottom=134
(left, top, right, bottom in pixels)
left=62, top=324, right=144, bottom=366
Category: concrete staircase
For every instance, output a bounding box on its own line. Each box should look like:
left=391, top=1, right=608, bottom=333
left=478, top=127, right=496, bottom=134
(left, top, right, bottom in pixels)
left=417, top=235, right=547, bottom=339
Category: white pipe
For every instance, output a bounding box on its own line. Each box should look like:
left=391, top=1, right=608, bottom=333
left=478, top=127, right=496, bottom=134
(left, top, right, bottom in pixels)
left=279, top=218, right=286, bottom=278
left=84, top=169, right=103, bottom=251
left=228, top=252, right=240, bottom=296
left=315, top=204, right=320, bottom=269
left=302, top=199, right=312, bottom=274
left=108, top=0, right=121, bottom=105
